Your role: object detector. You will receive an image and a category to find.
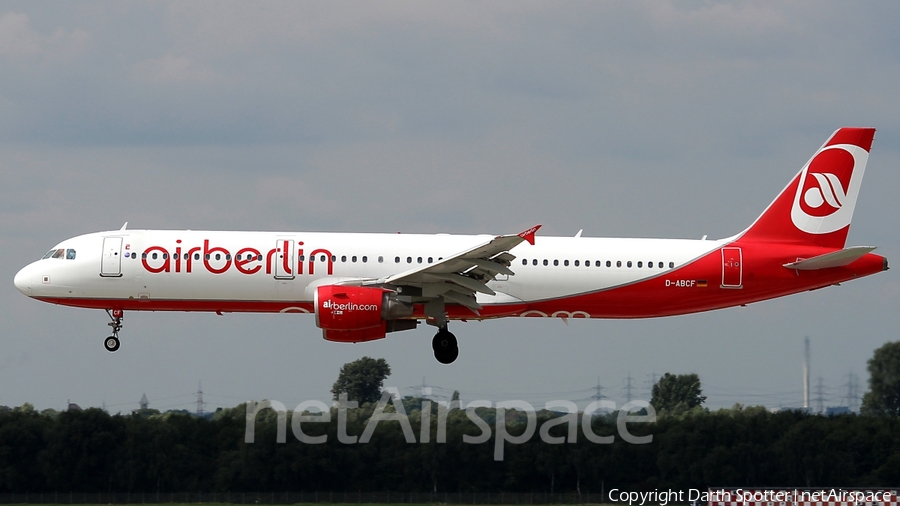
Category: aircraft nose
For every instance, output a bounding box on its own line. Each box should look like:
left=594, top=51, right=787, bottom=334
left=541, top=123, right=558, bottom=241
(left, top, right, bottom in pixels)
left=14, top=264, right=34, bottom=297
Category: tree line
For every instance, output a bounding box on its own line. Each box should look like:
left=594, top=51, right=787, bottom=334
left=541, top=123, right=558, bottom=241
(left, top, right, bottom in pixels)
left=2, top=340, right=898, bottom=493
left=1, top=398, right=899, bottom=492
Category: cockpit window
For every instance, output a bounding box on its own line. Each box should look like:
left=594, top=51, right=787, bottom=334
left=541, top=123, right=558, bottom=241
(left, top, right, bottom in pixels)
left=42, top=248, right=75, bottom=260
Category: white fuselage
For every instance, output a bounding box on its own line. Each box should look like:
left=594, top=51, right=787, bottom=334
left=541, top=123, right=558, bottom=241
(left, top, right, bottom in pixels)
left=15, top=229, right=724, bottom=311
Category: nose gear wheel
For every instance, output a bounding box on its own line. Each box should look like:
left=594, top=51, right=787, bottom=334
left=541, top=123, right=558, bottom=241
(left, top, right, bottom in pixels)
left=104, top=309, right=123, bottom=353
left=104, top=336, right=120, bottom=352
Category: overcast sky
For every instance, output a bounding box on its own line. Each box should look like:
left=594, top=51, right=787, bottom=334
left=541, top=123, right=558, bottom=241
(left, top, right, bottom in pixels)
left=1, top=1, right=898, bottom=413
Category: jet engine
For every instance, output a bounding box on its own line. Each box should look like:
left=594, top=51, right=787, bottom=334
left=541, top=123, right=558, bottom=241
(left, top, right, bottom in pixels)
left=314, top=285, right=415, bottom=342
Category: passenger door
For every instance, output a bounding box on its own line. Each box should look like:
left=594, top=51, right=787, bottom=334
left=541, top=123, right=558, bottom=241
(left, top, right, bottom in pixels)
left=101, top=237, right=123, bottom=277
left=721, top=247, right=742, bottom=288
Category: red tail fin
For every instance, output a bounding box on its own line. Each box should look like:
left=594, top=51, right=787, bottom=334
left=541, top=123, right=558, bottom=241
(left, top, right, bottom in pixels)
left=738, top=127, right=875, bottom=248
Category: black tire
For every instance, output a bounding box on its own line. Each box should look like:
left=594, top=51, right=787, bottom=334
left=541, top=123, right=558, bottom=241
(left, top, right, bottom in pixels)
left=432, top=330, right=458, bottom=352
left=104, top=336, right=120, bottom=352
left=434, top=346, right=459, bottom=364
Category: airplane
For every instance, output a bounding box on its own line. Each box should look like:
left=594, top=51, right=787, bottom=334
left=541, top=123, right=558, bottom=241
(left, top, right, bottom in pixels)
left=14, top=127, right=888, bottom=364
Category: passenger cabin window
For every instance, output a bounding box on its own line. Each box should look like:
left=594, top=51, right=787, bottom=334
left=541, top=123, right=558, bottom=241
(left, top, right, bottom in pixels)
left=669, top=262, right=675, bottom=268
left=553, top=260, right=559, bottom=266
left=522, top=259, right=527, bottom=266
left=574, top=260, right=580, bottom=266
left=543, top=259, right=548, bottom=266
left=533, top=259, right=538, bottom=266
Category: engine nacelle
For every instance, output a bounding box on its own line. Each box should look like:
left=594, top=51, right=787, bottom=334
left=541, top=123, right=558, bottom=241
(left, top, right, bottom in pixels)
left=322, top=326, right=387, bottom=343
left=315, top=285, right=414, bottom=343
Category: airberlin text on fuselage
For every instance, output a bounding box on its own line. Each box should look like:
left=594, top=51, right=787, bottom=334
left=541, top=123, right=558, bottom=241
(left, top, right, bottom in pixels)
left=140, top=240, right=334, bottom=276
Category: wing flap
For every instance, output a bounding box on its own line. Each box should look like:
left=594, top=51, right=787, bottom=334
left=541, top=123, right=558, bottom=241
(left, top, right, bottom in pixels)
left=443, top=289, right=483, bottom=311
left=469, top=258, right=515, bottom=277
left=428, top=273, right=497, bottom=295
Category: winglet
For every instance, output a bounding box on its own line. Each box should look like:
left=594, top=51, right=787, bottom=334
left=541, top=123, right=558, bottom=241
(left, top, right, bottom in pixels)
left=517, top=224, right=542, bottom=245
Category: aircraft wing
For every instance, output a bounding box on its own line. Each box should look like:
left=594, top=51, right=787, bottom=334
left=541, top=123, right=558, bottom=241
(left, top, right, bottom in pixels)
left=361, top=225, right=541, bottom=311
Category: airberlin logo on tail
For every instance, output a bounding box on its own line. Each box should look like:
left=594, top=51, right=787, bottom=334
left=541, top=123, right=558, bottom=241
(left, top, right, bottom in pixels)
left=802, top=172, right=847, bottom=215
left=791, top=144, right=868, bottom=235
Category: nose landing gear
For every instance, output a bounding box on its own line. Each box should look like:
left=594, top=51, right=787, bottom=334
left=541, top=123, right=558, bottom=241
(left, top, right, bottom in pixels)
left=432, top=327, right=459, bottom=364
left=104, top=309, right=123, bottom=352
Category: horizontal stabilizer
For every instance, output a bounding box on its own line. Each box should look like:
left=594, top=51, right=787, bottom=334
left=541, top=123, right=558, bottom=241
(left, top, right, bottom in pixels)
left=783, top=246, right=877, bottom=270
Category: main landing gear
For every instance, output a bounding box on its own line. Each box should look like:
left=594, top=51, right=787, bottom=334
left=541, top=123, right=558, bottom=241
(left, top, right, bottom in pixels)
left=104, top=309, right=123, bottom=352
left=432, top=326, right=459, bottom=365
